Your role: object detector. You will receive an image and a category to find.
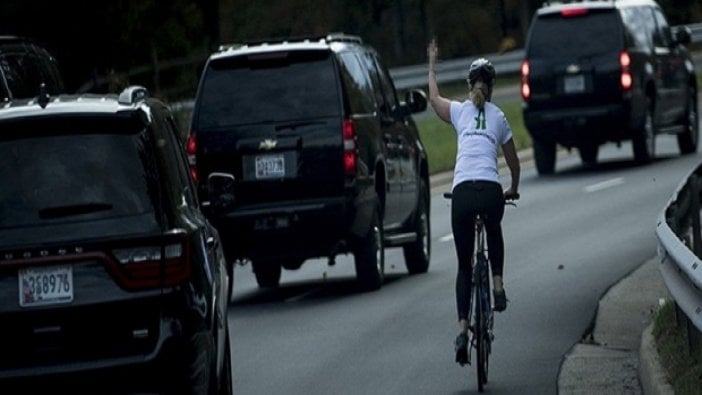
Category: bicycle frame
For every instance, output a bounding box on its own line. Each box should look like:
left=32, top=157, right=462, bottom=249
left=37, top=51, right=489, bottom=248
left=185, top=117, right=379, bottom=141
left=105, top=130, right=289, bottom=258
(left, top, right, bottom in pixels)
left=444, top=190, right=517, bottom=393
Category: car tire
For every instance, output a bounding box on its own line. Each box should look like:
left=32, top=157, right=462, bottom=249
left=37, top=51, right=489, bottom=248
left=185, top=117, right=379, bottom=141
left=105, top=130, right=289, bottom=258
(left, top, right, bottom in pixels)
left=226, top=262, right=234, bottom=302
left=403, top=179, right=430, bottom=274
left=218, top=332, right=233, bottom=395
left=354, top=202, right=384, bottom=291
left=181, top=331, right=214, bottom=395
left=633, top=98, right=655, bottom=163
left=678, top=87, right=698, bottom=155
left=533, top=138, right=556, bottom=175
left=252, top=259, right=281, bottom=288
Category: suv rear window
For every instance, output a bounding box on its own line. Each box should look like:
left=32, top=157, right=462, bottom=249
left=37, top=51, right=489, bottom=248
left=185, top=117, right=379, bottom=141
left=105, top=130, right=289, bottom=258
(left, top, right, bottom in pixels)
left=529, top=10, right=623, bottom=58
left=0, top=120, right=158, bottom=228
left=196, top=50, right=341, bottom=129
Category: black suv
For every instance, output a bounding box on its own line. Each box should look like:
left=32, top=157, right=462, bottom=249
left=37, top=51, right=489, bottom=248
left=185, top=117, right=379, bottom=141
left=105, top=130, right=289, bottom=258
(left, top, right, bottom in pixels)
left=521, top=0, right=698, bottom=174
left=0, top=87, right=232, bottom=394
left=189, top=33, right=430, bottom=290
left=0, top=36, right=64, bottom=101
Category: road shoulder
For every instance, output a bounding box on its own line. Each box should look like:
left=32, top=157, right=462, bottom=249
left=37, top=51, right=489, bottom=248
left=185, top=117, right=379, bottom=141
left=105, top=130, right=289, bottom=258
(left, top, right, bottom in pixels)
left=558, top=257, right=671, bottom=394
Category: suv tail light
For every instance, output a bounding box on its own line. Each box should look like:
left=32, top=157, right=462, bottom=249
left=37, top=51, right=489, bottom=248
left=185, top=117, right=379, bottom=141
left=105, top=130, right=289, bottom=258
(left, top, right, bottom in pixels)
left=111, top=238, right=191, bottom=290
left=619, top=51, right=633, bottom=91
left=186, top=133, right=199, bottom=182
left=343, top=119, right=357, bottom=176
left=520, top=60, right=531, bottom=101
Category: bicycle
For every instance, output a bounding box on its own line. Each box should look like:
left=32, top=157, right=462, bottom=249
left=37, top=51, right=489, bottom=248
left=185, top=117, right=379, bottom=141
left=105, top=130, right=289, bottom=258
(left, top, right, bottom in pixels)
left=444, top=191, right=518, bottom=392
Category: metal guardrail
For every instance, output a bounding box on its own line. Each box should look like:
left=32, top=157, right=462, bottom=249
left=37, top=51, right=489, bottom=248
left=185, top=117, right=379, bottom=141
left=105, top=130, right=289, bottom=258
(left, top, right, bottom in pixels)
left=391, top=23, right=702, bottom=91
left=656, top=165, right=702, bottom=333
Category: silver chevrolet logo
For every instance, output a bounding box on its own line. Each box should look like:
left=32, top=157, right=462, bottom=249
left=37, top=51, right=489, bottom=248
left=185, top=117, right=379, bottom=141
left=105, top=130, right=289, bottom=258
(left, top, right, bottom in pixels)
left=259, top=139, right=277, bottom=150
left=566, top=64, right=581, bottom=74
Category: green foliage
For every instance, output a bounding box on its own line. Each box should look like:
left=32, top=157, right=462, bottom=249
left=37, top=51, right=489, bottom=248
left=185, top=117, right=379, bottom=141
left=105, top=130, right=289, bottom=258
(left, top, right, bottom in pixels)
left=417, top=116, right=457, bottom=175
left=653, top=300, right=702, bottom=394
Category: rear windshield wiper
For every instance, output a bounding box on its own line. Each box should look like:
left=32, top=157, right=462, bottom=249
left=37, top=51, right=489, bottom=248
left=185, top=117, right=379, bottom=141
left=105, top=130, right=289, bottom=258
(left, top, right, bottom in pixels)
left=275, top=120, right=325, bottom=131
left=39, top=202, right=114, bottom=219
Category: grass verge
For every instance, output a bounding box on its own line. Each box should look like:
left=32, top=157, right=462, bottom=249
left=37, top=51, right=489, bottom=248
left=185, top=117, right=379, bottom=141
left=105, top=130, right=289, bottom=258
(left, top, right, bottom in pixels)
left=652, top=300, right=702, bottom=393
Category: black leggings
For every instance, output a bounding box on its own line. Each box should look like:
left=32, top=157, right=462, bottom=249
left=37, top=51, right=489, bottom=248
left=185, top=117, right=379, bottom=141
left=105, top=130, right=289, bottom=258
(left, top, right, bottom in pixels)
left=451, top=180, right=505, bottom=322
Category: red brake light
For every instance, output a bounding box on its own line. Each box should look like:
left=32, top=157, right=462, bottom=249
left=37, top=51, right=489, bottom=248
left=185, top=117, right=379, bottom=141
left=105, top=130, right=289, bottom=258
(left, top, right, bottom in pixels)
left=520, top=60, right=531, bottom=101
left=343, top=119, right=357, bottom=176
left=111, top=239, right=191, bottom=289
left=561, top=8, right=588, bottom=17
left=186, top=134, right=199, bottom=182
left=621, top=72, right=633, bottom=90
left=619, top=51, right=632, bottom=91
left=619, top=51, right=631, bottom=68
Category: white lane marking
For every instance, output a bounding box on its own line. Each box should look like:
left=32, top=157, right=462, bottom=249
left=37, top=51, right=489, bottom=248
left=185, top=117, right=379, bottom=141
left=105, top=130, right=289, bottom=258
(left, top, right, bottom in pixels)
left=584, top=177, right=624, bottom=193
left=440, top=233, right=454, bottom=242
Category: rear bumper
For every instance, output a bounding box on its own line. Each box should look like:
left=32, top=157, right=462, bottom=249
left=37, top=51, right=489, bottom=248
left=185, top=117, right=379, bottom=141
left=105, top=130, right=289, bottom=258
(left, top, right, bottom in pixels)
left=210, top=195, right=371, bottom=261
left=0, top=293, right=207, bottom=386
left=524, top=102, right=634, bottom=147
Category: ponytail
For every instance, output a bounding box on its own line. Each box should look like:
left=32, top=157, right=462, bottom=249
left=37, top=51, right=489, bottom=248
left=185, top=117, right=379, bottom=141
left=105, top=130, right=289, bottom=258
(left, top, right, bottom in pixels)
left=469, top=81, right=488, bottom=110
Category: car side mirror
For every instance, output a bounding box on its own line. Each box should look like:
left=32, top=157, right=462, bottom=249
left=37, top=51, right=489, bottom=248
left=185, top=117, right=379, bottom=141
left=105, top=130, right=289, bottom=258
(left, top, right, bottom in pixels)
left=674, top=26, right=692, bottom=46
left=405, top=89, right=428, bottom=113
left=207, top=172, right=236, bottom=211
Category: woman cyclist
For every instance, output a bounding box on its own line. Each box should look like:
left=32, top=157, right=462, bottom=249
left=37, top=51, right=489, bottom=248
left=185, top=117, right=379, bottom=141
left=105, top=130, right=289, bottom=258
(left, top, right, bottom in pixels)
left=426, top=39, right=521, bottom=366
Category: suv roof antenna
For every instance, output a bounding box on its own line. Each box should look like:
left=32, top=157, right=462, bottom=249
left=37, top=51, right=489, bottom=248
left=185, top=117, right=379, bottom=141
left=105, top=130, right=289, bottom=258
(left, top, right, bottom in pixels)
left=37, top=83, right=49, bottom=109
left=118, top=85, right=149, bottom=105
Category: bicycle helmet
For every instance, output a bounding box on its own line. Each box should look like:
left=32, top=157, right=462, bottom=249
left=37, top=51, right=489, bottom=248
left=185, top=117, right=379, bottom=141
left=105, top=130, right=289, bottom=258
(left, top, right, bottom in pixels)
left=467, top=58, right=496, bottom=88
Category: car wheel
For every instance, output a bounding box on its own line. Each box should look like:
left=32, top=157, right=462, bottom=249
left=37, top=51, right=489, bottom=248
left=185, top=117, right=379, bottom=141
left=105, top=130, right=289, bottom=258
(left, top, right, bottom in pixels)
left=403, top=179, right=430, bottom=274
left=578, top=142, right=598, bottom=167
left=633, top=98, right=655, bottom=163
left=180, top=331, right=215, bottom=395
left=252, top=259, right=281, bottom=288
left=226, top=262, right=234, bottom=302
left=218, top=332, right=233, bottom=395
left=354, top=202, right=384, bottom=291
left=678, top=87, right=698, bottom=155
left=533, top=138, right=556, bottom=175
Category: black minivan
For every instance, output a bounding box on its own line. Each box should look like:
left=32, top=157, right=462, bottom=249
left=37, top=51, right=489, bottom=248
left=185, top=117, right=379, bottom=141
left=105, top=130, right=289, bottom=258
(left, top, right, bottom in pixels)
left=521, top=0, right=697, bottom=174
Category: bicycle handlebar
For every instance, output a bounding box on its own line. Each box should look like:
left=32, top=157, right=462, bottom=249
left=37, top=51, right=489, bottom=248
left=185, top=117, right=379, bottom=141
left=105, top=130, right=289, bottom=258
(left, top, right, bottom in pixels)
left=443, top=191, right=520, bottom=202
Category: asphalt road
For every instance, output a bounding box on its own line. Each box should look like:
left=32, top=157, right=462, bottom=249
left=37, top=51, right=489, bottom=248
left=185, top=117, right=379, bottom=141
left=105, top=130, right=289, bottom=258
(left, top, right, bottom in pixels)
left=225, top=133, right=702, bottom=394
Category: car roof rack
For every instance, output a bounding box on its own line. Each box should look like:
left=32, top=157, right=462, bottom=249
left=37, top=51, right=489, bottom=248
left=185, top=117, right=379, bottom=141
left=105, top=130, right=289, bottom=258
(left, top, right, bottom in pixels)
left=324, top=32, right=363, bottom=44
left=542, top=0, right=616, bottom=5
left=118, top=85, right=149, bottom=105
left=220, top=32, right=363, bottom=50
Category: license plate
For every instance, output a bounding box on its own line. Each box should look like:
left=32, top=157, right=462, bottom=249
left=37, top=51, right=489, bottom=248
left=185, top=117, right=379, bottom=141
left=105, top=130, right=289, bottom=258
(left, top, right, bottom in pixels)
left=19, top=265, right=74, bottom=307
left=564, top=75, right=585, bottom=94
left=255, top=154, right=285, bottom=179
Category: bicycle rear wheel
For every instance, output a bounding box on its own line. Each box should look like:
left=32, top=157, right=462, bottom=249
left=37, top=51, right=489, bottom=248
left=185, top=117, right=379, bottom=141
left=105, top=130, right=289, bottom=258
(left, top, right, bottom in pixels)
left=474, top=258, right=489, bottom=391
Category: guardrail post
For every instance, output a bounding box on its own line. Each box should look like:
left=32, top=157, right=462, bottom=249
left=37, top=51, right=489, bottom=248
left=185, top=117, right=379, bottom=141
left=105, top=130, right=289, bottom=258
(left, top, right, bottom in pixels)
left=688, top=318, right=702, bottom=361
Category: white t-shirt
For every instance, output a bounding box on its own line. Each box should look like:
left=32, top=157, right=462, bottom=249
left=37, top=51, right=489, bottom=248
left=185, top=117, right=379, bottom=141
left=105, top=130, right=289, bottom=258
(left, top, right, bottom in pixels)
left=450, top=100, right=513, bottom=189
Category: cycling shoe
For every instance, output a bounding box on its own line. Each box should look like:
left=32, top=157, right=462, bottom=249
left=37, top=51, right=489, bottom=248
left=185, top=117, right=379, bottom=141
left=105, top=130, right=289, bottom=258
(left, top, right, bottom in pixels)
left=493, top=288, right=507, bottom=312
left=454, top=333, right=468, bottom=366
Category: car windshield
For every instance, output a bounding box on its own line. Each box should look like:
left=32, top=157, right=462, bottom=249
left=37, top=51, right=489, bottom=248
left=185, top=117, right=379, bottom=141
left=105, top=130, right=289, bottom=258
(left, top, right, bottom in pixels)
left=196, top=49, right=341, bottom=129
left=529, top=10, right=623, bottom=58
left=0, top=124, right=159, bottom=229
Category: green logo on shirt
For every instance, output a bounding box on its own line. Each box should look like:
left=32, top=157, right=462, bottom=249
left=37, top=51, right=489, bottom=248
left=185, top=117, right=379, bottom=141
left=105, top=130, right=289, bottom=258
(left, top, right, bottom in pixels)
left=474, top=110, right=486, bottom=130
